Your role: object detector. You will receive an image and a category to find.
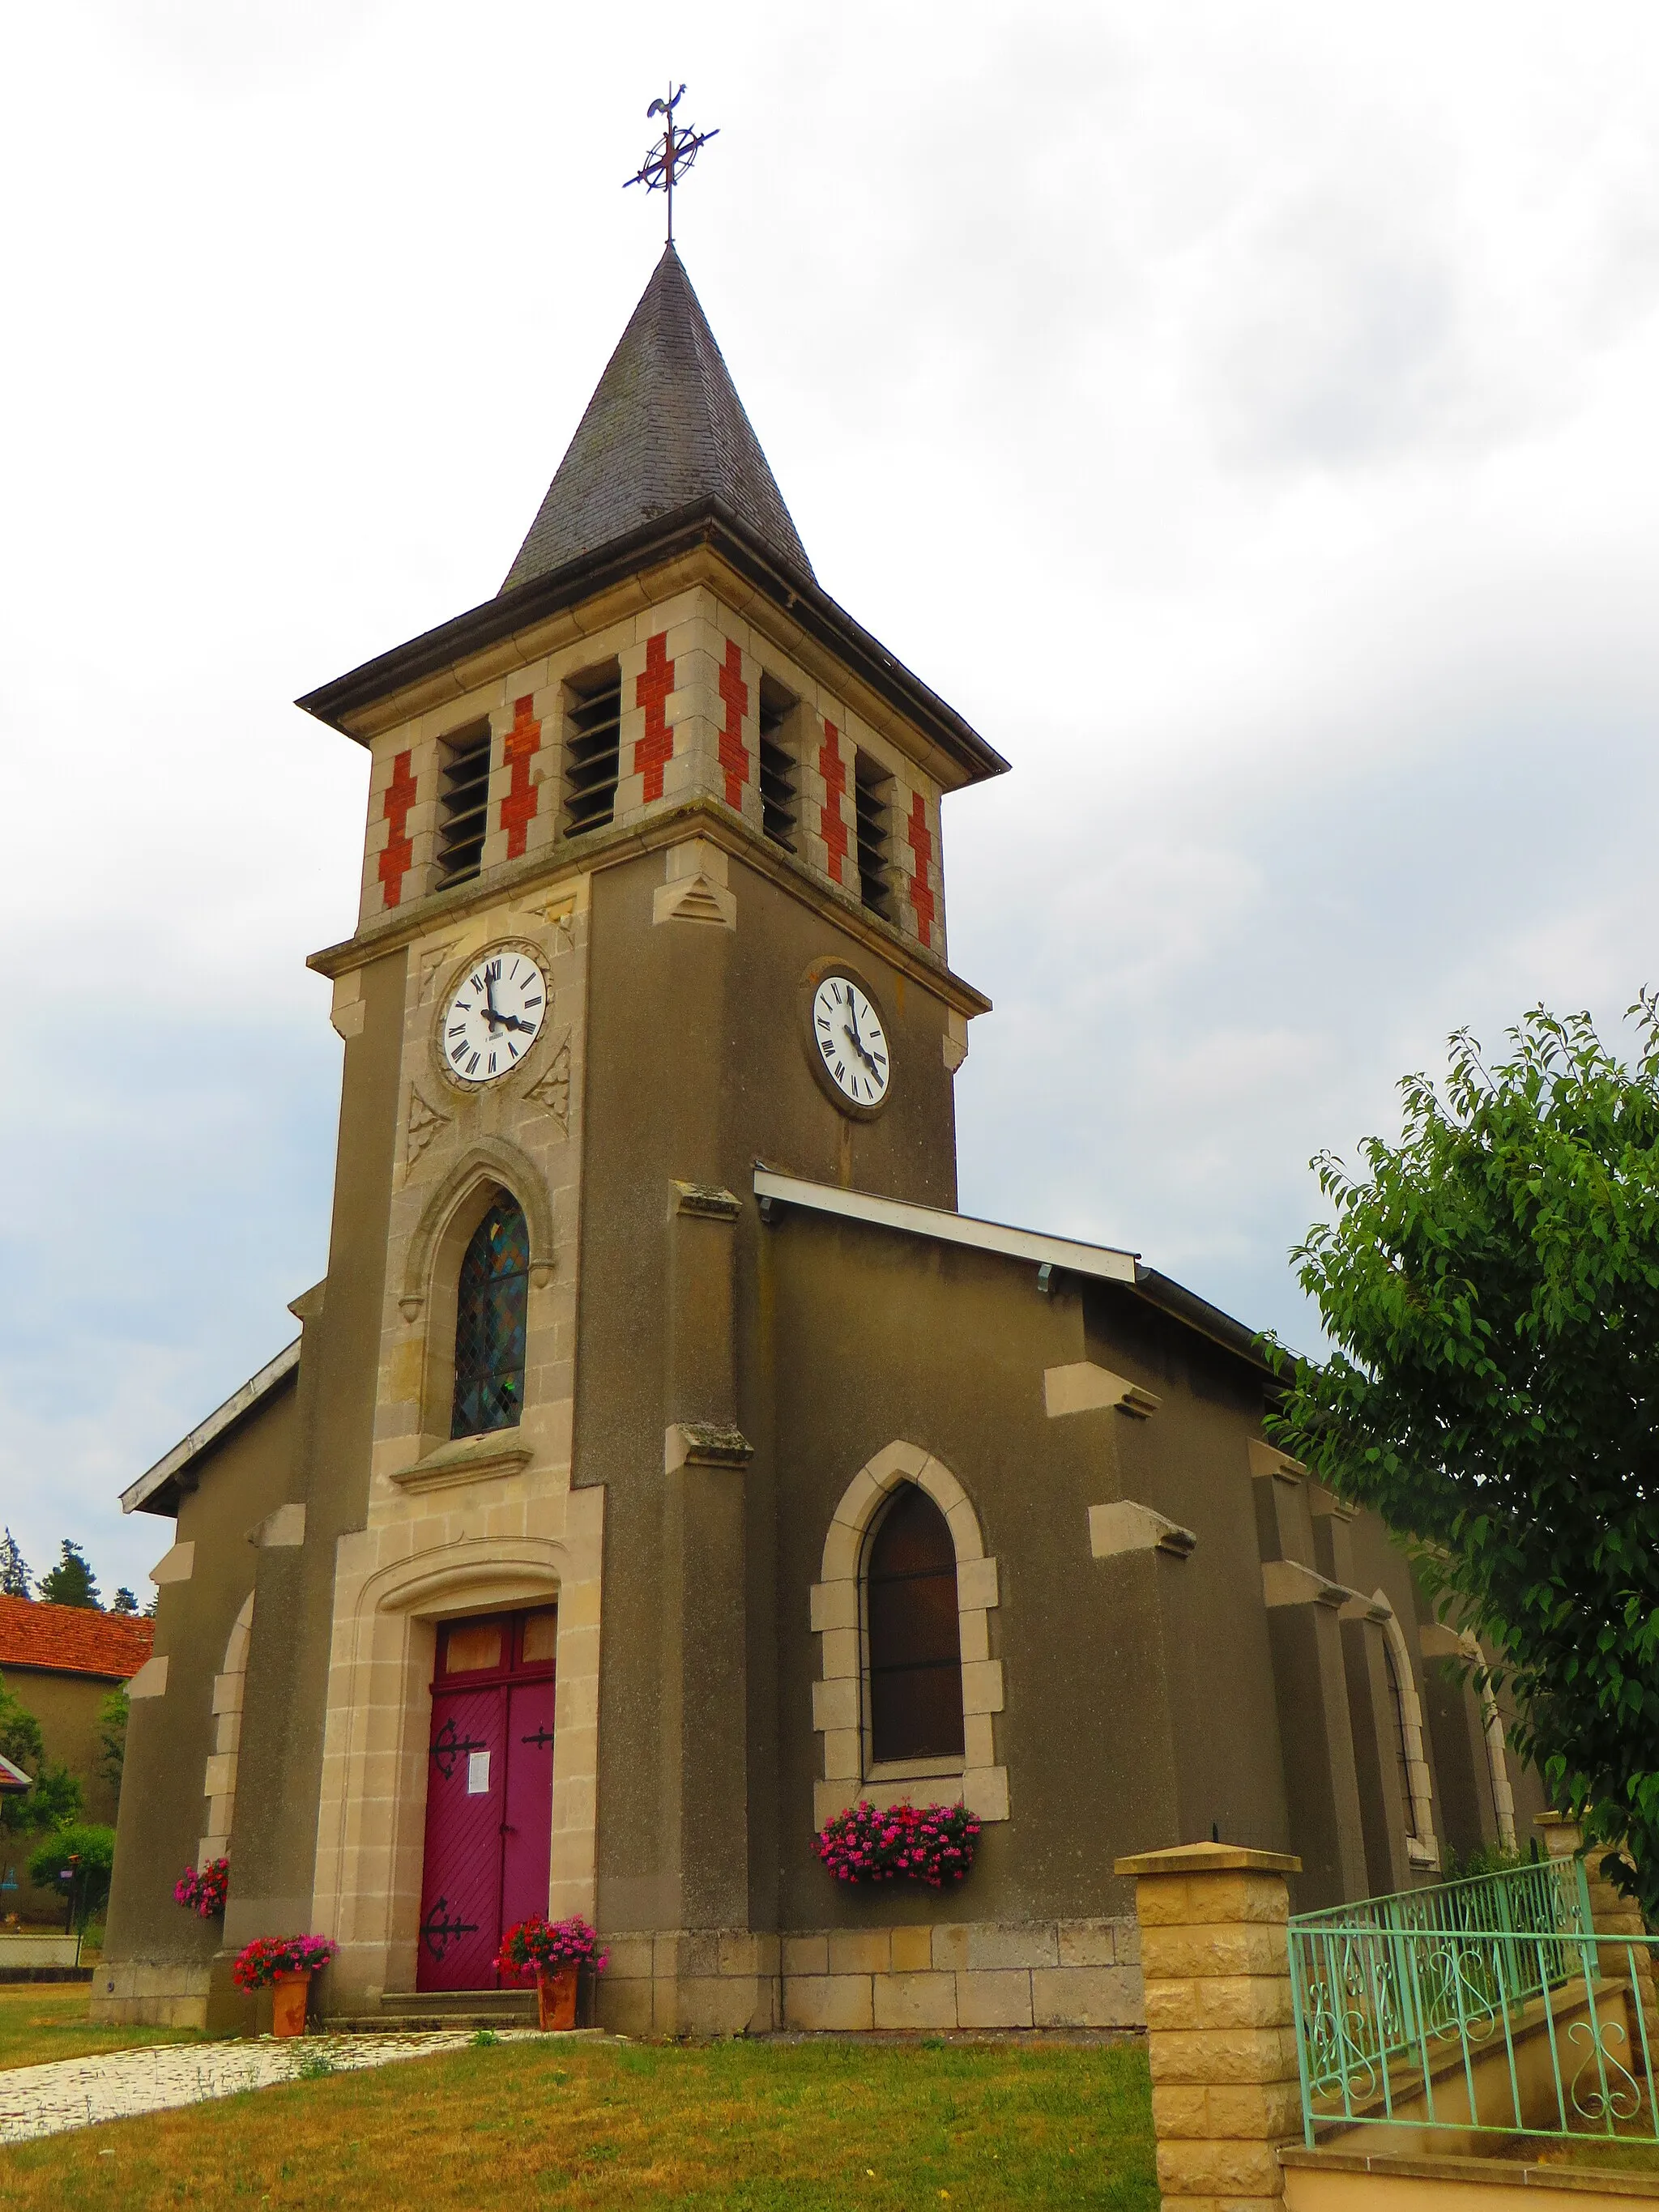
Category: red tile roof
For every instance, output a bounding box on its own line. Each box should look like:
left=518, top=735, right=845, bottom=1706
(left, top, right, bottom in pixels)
left=0, top=1596, right=154, bottom=1681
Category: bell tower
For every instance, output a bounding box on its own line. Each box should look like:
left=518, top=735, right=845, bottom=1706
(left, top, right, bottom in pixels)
left=258, top=241, right=1006, bottom=2021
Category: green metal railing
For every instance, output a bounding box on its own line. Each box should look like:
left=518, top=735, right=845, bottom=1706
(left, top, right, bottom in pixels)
left=1289, top=1858, right=1659, bottom=2146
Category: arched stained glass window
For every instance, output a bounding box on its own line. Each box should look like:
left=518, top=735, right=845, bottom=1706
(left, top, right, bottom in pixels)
left=866, top=1484, right=965, bottom=1764
left=452, top=1195, right=529, bottom=1438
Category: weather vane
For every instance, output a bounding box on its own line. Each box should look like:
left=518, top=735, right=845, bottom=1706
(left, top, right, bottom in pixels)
left=625, top=83, right=719, bottom=246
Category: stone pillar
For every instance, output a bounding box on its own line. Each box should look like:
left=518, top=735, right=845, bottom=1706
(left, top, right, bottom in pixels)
left=1115, top=1840, right=1303, bottom=2212
left=1536, top=1813, right=1657, bottom=2022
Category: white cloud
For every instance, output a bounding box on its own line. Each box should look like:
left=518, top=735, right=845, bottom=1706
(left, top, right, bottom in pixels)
left=6, top=0, right=1659, bottom=1587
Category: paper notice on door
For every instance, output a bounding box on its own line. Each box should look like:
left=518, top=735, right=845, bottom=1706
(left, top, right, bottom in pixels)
left=467, top=1750, right=490, bottom=1795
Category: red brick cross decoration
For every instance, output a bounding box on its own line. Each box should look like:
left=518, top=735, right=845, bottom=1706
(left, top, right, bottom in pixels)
left=718, top=640, right=750, bottom=809
left=906, top=792, right=936, bottom=948
left=378, top=748, right=418, bottom=909
left=819, top=721, right=848, bottom=884
left=634, top=633, right=676, bottom=802
left=500, top=695, right=541, bottom=859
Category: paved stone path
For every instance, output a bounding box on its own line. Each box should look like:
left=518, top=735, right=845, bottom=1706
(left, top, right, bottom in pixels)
left=0, top=2030, right=552, bottom=2146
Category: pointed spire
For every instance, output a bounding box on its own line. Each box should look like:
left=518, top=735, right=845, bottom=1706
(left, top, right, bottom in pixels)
left=501, top=246, right=812, bottom=595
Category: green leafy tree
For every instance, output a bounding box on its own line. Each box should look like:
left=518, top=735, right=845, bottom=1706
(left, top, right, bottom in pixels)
left=0, top=1531, right=30, bottom=1599
left=1269, top=1001, right=1659, bottom=1920
left=0, top=1671, right=43, bottom=1779
left=27, top=1823, right=115, bottom=1927
left=98, top=1686, right=128, bottom=1804
left=36, top=1541, right=100, bottom=1610
left=0, top=1671, right=82, bottom=1838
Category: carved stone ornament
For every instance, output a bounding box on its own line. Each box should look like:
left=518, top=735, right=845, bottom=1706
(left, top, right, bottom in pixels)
left=418, top=940, right=458, bottom=1000
left=527, top=893, right=577, bottom=953
left=406, top=1085, right=452, bottom=1168
left=527, top=1032, right=573, bottom=1135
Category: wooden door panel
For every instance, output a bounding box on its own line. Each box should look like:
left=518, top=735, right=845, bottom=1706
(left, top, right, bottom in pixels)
left=501, top=1677, right=557, bottom=1932
left=416, top=1685, right=505, bottom=1991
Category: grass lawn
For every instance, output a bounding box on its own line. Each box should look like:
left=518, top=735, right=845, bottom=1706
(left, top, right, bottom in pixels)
left=1, top=2035, right=1158, bottom=2210
left=0, top=1984, right=201, bottom=2072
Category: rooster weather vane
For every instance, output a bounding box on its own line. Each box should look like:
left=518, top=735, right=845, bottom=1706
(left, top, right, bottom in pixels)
left=625, top=83, right=719, bottom=246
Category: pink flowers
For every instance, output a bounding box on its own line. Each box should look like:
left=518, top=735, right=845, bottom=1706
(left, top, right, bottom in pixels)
left=173, top=1859, right=229, bottom=1918
left=231, top=1934, right=338, bottom=1990
left=816, top=1800, right=981, bottom=1888
left=494, top=1915, right=608, bottom=1980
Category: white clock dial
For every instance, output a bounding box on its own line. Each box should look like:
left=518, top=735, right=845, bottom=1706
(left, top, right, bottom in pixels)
left=812, top=976, right=891, bottom=1109
left=441, top=949, right=549, bottom=1086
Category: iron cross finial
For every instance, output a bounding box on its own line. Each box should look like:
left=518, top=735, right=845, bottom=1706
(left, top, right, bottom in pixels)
left=625, top=83, right=719, bottom=246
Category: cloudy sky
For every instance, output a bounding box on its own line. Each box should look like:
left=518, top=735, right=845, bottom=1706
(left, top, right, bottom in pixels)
left=4, top=0, right=1658, bottom=1596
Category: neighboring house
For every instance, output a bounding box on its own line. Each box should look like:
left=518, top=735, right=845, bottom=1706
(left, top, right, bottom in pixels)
left=0, top=1597, right=153, bottom=1833
left=96, top=245, right=1539, bottom=2036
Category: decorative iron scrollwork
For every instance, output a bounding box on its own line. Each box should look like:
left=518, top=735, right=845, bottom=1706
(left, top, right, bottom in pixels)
left=519, top=1724, right=556, bottom=1751
left=1569, top=2013, right=1644, bottom=2125
left=429, top=1714, right=488, bottom=1781
left=420, top=1894, right=480, bottom=1960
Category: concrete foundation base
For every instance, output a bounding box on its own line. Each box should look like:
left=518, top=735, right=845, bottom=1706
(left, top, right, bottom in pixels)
left=595, top=1916, right=1143, bottom=2037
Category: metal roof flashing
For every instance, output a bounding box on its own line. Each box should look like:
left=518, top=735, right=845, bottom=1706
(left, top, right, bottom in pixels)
left=750, top=1167, right=1273, bottom=1374
left=122, top=1339, right=301, bottom=1518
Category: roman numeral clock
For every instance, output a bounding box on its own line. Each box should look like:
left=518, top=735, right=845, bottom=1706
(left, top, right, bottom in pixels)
left=803, top=966, right=893, bottom=1119
left=438, top=949, right=550, bottom=1086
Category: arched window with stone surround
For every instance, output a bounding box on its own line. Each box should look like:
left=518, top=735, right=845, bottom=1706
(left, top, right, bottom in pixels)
left=865, top=1483, right=965, bottom=1764
left=1382, top=1635, right=1419, bottom=1840
left=451, top=1194, right=530, bottom=1438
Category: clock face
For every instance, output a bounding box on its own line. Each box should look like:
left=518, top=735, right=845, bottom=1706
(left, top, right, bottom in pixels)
left=811, top=975, right=892, bottom=1110
left=440, top=948, right=549, bottom=1086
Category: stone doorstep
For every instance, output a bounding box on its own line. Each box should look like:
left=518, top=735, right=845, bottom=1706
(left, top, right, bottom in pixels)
left=1282, top=2143, right=1659, bottom=2200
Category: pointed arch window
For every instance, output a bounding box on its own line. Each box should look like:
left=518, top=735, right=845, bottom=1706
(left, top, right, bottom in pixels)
left=1382, top=1637, right=1419, bottom=1841
left=866, top=1484, right=965, bottom=1764
left=452, top=1195, right=529, bottom=1438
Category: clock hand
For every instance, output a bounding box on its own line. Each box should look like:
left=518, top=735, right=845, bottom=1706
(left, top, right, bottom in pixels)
left=483, top=974, right=506, bottom=1029
left=843, top=1019, right=880, bottom=1075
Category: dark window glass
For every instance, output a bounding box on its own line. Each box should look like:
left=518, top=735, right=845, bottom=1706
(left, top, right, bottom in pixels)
left=867, top=1484, right=965, bottom=1763
left=451, top=1195, right=529, bottom=1438
left=1383, top=1639, right=1418, bottom=1839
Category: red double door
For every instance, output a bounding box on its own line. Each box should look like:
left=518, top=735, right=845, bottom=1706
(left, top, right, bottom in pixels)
left=417, top=1607, right=557, bottom=1992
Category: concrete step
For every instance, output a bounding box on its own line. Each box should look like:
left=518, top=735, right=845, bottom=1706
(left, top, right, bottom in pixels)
left=325, top=1988, right=545, bottom=2035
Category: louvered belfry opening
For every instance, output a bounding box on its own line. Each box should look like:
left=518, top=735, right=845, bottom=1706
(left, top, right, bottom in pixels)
left=437, top=722, right=492, bottom=887
left=561, top=659, right=623, bottom=836
left=452, top=1194, right=530, bottom=1439
left=866, top=1484, right=966, bottom=1765
left=854, top=750, right=893, bottom=918
left=757, top=675, right=799, bottom=851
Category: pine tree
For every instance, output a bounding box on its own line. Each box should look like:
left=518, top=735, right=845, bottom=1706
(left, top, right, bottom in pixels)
left=0, top=1532, right=31, bottom=1600
left=110, top=1588, right=139, bottom=1616
left=36, top=1541, right=100, bottom=1610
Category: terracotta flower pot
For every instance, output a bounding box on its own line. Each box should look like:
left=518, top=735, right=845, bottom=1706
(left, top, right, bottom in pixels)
left=271, top=1969, right=311, bottom=2039
left=536, top=1964, right=578, bottom=2030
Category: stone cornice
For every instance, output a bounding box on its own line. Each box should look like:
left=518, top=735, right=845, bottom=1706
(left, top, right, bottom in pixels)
left=307, top=795, right=992, bottom=1020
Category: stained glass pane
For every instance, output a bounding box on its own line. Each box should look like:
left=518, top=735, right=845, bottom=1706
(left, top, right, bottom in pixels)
left=451, top=1194, right=530, bottom=1438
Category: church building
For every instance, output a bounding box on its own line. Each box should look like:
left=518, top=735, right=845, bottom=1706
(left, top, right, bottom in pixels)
left=95, top=244, right=1537, bottom=2035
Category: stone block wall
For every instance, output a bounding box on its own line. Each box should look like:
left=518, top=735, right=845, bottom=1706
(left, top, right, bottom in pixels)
left=92, top=1958, right=212, bottom=2029
left=595, top=1916, right=1142, bottom=2039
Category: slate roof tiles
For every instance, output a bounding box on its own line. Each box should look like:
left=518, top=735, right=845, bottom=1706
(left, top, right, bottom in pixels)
left=501, top=245, right=812, bottom=593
